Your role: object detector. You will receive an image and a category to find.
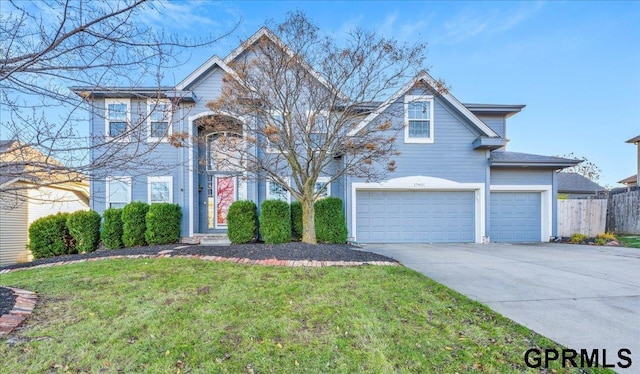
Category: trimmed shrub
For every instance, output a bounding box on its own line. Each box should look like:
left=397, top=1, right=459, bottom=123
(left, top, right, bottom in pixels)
left=145, top=203, right=182, bottom=245
left=259, top=199, right=291, bottom=244
left=315, top=197, right=347, bottom=244
left=66, top=210, right=101, bottom=253
left=121, top=201, right=149, bottom=247
left=101, top=208, right=124, bottom=249
left=28, top=212, right=76, bottom=258
left=227, top=200, right=257, bottom=244
left=290, top=201, right=303, bottom=240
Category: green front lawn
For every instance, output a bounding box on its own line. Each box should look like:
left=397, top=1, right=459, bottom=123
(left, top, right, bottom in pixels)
left=618, top=235, right=640, bottom=248
left=0, top=259, right=611, bottom=373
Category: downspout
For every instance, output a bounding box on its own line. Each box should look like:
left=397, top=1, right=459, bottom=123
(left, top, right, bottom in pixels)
left=485, top=149, right=491, bottom=244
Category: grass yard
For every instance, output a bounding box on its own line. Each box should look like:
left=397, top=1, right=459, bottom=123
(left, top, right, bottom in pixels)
left=618, top=235, right=640, bottom=248
left=0, top=259, right=612, bottom=373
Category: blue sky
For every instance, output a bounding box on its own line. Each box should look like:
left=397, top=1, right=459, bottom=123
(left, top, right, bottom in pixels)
left=158, top=1, right=639, bottom=187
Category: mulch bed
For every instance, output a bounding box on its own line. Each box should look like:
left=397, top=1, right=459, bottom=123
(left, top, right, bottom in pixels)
left=0, top=243, right=396, bottom=326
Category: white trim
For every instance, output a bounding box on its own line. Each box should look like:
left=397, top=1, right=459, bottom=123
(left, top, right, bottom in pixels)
left=188, top=114, right=195, bottom=237
left=105, top=98, right=131, bottom=141
left=404, top=95, right=434, bottom=144
left=315, top=177, right=331, bottom=198
left=490, top=185, right=552, bottom=242
left=175, top=56, right=240, bottom=91
left=213, top=175, right=237, bottom=229
left=347, top=72, right=499, bottom=138
left=266, top=177, right=291, bottom=203
left=222, top=27, right=348, bottom=101
left=147, top=176, right=173, bottom=204
left=351, top=176, right=485, bottom=243
left=105, top=176, right=131, bottom=209
left=147, top=99, right=172, bottom=142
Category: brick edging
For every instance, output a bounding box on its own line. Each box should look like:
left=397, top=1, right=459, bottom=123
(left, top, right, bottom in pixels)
left=0, top=252, right=398, bottom=275
left=0, top=287, right=37, bottom=338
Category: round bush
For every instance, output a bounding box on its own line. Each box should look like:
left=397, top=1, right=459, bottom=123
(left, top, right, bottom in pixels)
left=121, top=201, right=149, bottom=247
left=101, top=208, right=124, bottom=249
left=315, top=197, right=347, bottom=244
left=66, top=210, right=101, bottom=253
left=290, top=201, right=303, bottom=240
left=145, top=203, right=182, bottom=245
left=227, top=200, right=257, bottom=244
left=259, top=199, right=291, bottom=244
left=28, top=212, right=76, bottom=258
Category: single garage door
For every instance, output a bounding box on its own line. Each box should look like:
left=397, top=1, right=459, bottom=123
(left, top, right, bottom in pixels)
left=356, top=190, right=475, bottom=243
left=490, top=192, right=541, bottom=242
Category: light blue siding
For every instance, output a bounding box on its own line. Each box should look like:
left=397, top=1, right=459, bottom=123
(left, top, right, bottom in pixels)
left=490, top=192, right=541, bottom=242
left=476, top=115, right=505, bottom=138
left=356, top=190, right=475, bottom=243
left=490, top=169, right=553, bottom=185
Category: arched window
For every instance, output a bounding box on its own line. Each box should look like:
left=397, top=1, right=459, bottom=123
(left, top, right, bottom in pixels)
left=207, top=131, right=243, bottom=172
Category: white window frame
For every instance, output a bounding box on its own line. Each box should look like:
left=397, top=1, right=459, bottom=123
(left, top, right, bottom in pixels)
left=105, top=98, right=131, bottom=141
left=106, top=176, right=132, bottom=209
left=147, top=99, right=172, bottom=142
left=266, top=177, right=291, bottom=203
left=314, top=177, right=331, bottom=199
left=404, top=95, right=434, bottom=144
left=309, top=111, right=329, bottom=151
left=147, top=176, right=173, bottom=204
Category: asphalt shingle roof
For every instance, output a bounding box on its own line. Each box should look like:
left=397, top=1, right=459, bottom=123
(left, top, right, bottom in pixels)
left=557, top=172, right=605, bottom=194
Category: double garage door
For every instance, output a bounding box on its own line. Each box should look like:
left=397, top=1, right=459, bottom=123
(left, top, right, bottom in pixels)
left=355, top=190, right=542, bottom=243
left=356, top=190, right=476, bottom=243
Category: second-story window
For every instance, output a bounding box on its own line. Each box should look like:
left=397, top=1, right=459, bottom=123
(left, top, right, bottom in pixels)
left=404, top=95, right=434, bottom=143
left=148, top=100, right=172, bottom=141
left=105, top=98, right=130, bottom=140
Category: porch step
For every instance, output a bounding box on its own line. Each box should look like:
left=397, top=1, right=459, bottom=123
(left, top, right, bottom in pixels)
left=198, top=234, right=231, bottom=246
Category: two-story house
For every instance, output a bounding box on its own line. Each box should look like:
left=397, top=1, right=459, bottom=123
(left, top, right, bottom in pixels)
left=72, top=27, right=579, bottom=244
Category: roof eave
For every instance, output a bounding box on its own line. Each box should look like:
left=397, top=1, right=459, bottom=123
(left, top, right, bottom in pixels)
left=490, top=160, right=581, bottom=168
left=625, top=135, right=640, bottom=144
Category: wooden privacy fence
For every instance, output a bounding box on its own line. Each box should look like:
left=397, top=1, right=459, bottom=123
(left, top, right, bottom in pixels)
left=557, top=199, right=607, bottom=237
left=607, top=190, right=640, bottom=235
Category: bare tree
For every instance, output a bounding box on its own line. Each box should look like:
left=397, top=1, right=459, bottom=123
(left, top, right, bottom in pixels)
left=0, top=0, right=237, bottom=203
left=558, top=153, right=601, bottom=182
left=206, top=12, right=429, bottom=243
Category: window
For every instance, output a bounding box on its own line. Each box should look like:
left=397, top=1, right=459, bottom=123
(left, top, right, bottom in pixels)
left=207, top=132, right=243, bottom=171
left=148, top=176, right=173, bottom=204
left=404, top=95, right=434, bottom=143
left=314, top=177, right=331, bottom=199
left=266, top=113, right=286, bottom=153
left=147, top=100, right=172, bottom=141
left=310, top=114, right=328, bottom=149
left=106, top=176, right=131, bottom=209
left=266, top=178, right=290, bottom=202
left=105, top=99, right=130, bottom=140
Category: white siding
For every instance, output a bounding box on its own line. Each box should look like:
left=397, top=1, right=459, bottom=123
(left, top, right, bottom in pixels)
left=0, top=193, right=29, bottom=266
left=27, top=187, right=89, bottom=225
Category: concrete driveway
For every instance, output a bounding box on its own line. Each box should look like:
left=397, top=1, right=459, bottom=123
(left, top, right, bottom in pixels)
left=362, top=243, right=640, bottom=365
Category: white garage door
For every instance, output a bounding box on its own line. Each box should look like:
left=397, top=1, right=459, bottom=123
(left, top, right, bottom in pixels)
left=490, top=192, right=541, bottom=242
left=356, top=190, right=475, bottom=243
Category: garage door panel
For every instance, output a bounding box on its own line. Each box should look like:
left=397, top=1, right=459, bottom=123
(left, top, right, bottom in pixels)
left=356, top=190, right=475, bottom=243
left=490, top=192, right=541, bottom=242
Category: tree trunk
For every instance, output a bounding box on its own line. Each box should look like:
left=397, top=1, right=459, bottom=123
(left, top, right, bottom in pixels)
left=301, top=197, right=317, bottom=244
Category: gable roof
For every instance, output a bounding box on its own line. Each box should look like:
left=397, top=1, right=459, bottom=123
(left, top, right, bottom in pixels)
left=618, top=174, right=637, bottom=185
left=174, top=55, right=239, bottom=91
left=489, top=151, right=581, bottom=168
left=557, top=172, right=605, bottom=194
left=347, top=72, right=500, bottom=137
left=222, top=27, right=347, bottom=100
left=0, top=140, right=88, bottom=198
left=626, top=134, right=640, bottom=144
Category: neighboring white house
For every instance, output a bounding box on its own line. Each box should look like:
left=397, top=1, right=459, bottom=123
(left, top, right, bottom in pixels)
left=0, top=141, right=89, bottom=266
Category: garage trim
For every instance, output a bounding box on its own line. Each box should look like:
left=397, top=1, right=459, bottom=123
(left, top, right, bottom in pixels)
left=352, top=176, right=485, bottom=243
left=490, top=185, right=552, bottom=242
